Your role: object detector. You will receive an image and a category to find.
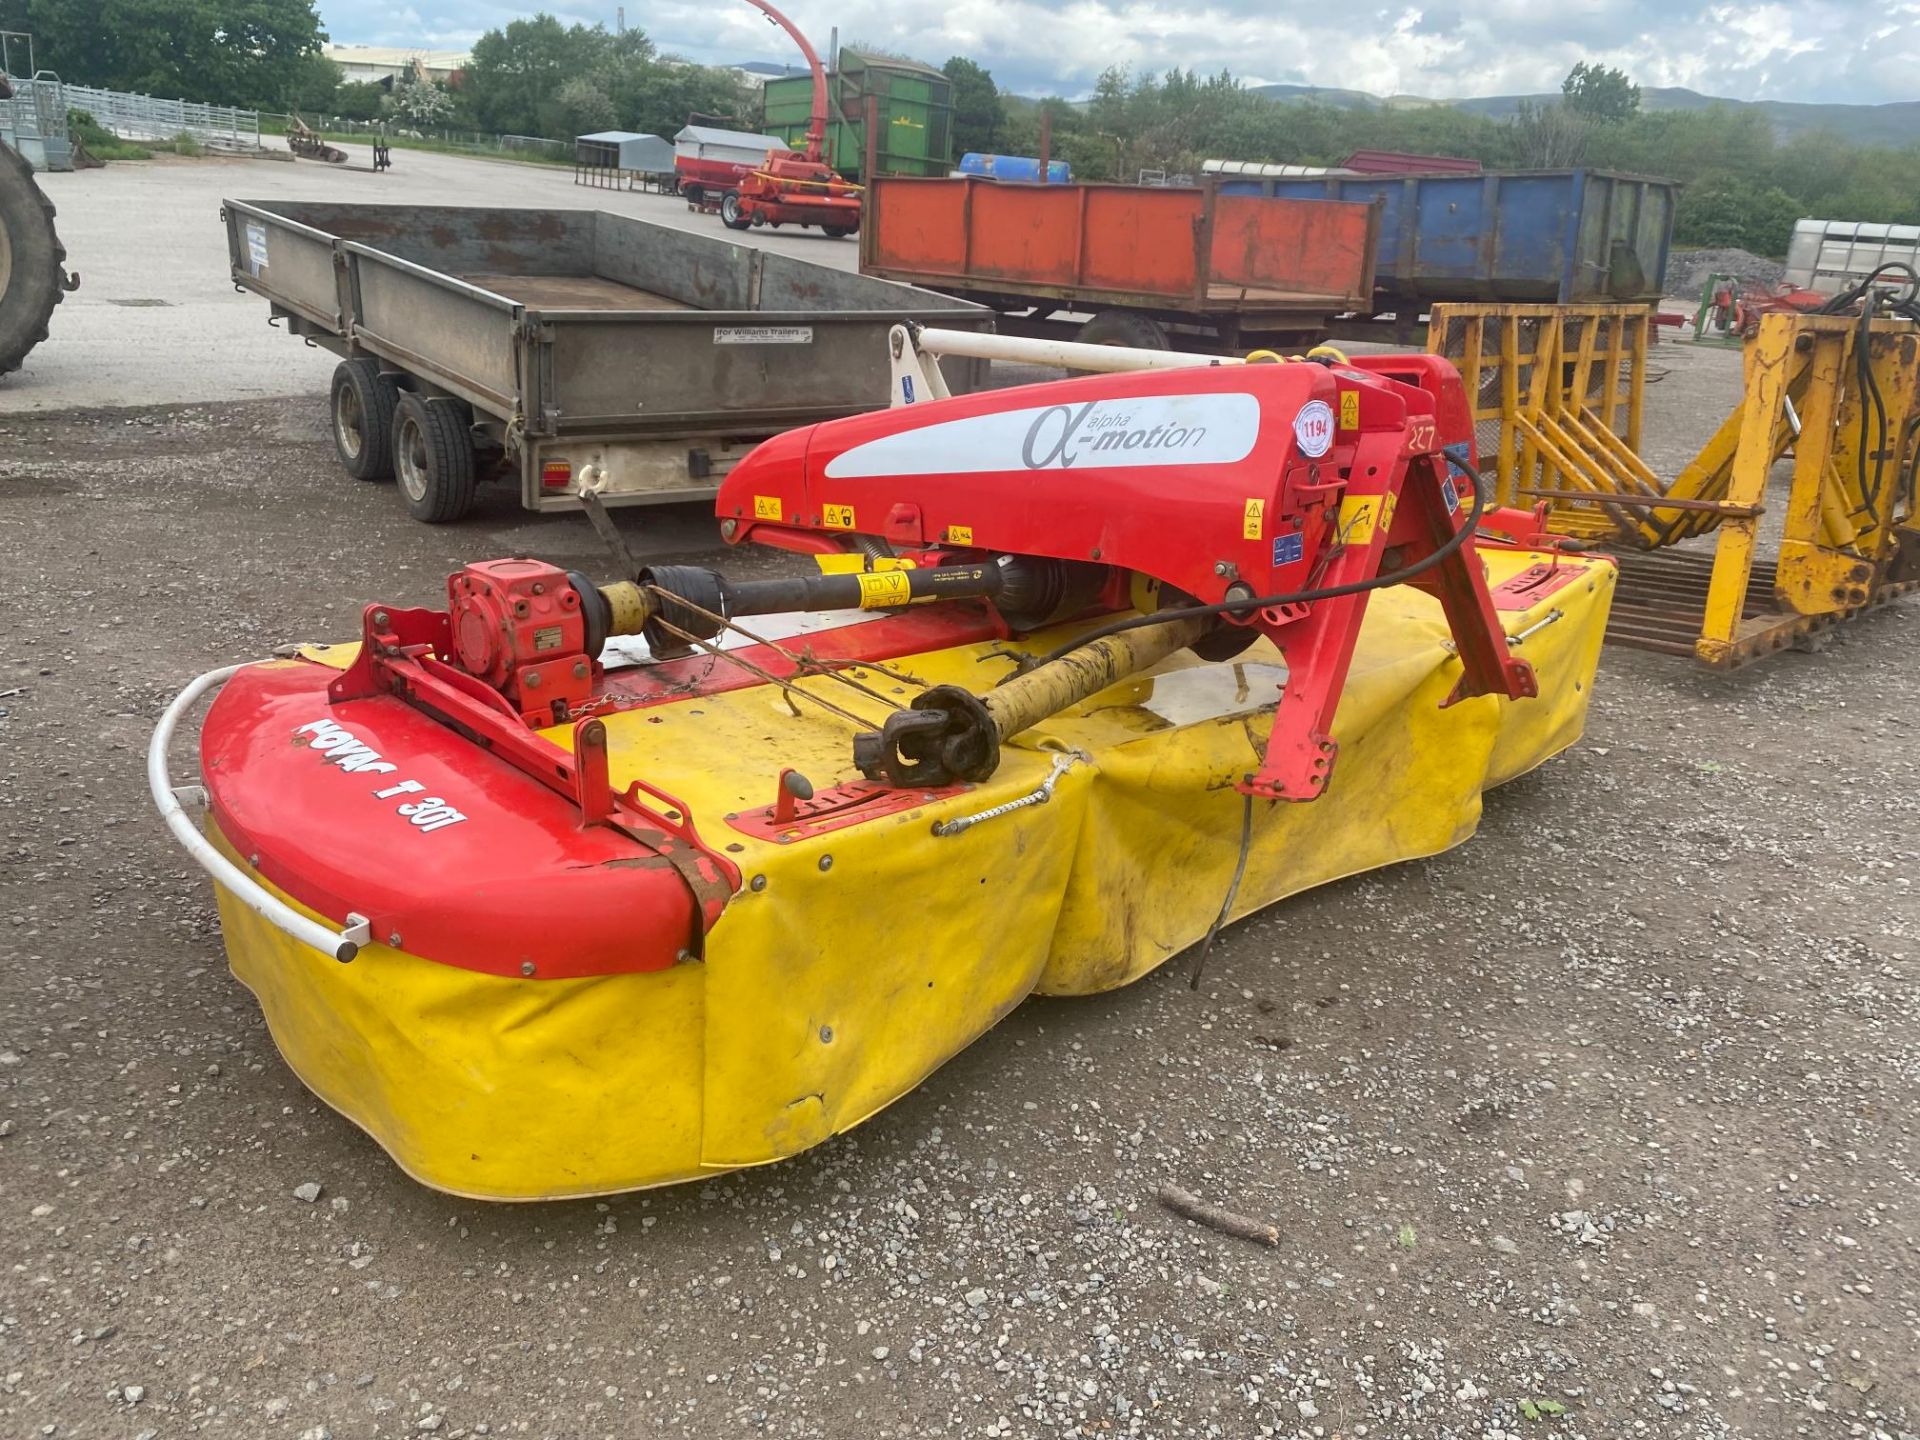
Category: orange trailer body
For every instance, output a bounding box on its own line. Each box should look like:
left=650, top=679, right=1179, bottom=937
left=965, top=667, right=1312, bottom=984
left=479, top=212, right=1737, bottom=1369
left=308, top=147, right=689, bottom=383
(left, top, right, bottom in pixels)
left=861, top=177, right=1378, bottom=344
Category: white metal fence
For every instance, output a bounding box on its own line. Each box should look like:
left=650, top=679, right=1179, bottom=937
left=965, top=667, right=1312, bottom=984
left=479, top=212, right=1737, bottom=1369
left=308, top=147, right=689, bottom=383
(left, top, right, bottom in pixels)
left=0, top=74, right=72, bottom=170
left=257, top=112, right=569, bottom=161
left=64, top=82, right=262, bottom=151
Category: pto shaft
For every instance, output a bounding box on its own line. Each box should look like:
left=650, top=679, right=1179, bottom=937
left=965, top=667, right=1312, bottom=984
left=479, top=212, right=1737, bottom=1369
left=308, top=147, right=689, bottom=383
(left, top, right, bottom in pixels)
left=579, top=562, right=1003, bottom=655
left=853, top=614, right=1213, bottom=787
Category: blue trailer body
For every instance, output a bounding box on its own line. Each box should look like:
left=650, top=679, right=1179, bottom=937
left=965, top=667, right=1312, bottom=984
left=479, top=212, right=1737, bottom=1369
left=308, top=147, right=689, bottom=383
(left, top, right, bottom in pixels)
left=957, top=153, right=1073, bottom=184
left=1215, top=168, right=1676, bottom=306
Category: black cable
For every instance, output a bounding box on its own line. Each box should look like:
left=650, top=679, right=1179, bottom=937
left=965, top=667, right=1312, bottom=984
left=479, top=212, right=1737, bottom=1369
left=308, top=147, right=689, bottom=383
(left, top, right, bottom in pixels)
left=1856, top=305, right=1888, bottom=528
left=1188, top=791, right=1254, bottom=991
left=1025, top=453, right=1489, bottom=669
left=1898, top=414, right=1920, bottom=515
left=1815, top=263, right=1920, bottom=533
left=1816, top=262, right=1920, bottom=317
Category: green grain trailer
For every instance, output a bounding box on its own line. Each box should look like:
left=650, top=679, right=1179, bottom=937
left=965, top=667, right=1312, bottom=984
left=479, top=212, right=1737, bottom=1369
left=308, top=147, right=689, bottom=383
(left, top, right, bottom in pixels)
left=761, top=48, right=953, bottom=183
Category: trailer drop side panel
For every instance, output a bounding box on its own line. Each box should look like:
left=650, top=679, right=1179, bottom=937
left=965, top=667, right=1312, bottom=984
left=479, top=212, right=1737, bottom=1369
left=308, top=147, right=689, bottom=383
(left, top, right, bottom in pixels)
left=1216, top=168, right=1677, bottom=306
left=225, top=199, right=992, bottom=511
left=862, top=178, right=1376, bottom=333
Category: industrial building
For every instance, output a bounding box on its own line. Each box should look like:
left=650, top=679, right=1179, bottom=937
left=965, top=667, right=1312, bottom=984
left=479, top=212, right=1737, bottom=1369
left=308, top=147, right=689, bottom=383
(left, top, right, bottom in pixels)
left=321, top=45, right=471, bottom=86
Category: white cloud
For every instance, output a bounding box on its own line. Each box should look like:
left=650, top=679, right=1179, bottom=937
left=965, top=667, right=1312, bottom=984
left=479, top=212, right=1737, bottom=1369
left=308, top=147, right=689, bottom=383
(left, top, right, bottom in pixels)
left=316, top=0, right=1920, bottom=105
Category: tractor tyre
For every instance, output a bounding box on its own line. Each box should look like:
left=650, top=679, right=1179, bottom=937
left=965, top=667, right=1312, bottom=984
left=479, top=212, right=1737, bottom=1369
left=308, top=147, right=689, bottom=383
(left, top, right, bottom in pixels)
left=330, top=358, right=400, bottom=481
left=720, top=191, right=752, bottom=230
left=0, top=140, right=74, bottom=378
left=393, top=392, right=477, bottom=524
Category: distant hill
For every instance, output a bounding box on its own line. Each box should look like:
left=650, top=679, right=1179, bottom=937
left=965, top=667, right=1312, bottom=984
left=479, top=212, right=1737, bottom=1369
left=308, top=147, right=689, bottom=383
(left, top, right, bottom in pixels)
left=1247, top=81, right=1920, bottom=147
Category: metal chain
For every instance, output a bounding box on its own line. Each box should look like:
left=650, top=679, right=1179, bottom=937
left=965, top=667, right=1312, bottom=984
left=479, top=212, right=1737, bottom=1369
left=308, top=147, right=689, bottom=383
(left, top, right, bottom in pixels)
left=642, top=584, right=919, bottom=713
left=642, top=612, right=880, bottom=731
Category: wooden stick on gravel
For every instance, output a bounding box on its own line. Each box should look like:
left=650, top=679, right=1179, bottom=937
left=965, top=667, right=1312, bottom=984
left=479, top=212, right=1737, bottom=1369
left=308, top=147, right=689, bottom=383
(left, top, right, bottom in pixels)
left=1156, top=1183, right=1280, bottom=1247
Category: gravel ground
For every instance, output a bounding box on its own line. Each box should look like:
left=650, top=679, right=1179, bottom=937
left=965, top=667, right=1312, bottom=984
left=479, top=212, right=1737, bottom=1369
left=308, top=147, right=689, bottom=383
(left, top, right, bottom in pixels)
left=2, top=340, right=1918, bottom=1440
left=1664, top=250, right=1790, bottom=300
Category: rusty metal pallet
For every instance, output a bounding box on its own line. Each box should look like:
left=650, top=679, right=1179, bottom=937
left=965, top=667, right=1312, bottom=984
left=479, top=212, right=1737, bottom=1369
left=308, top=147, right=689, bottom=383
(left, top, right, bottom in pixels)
left=1605, top=548, right=1919, bottom=665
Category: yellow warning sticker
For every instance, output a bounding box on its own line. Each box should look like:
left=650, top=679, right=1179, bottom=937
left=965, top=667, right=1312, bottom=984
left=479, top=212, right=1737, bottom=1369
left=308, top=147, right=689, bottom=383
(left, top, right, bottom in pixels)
left=1337, top=492, right=1398, bottom=546
left=1242, top=498, right=1265, bottom=540
left=821, top=503, right=856, bottom=530
left=1339, top=390, right=1360, bottom=431
left=855, top=571, right=913, bottom=608
left=753, top=494, right=783, bottom=520
left=816, top=554, right=916, bottom=575
left=1337, top=495, right=1381, bottom=546
left=945, top=524, right=974, bottom=545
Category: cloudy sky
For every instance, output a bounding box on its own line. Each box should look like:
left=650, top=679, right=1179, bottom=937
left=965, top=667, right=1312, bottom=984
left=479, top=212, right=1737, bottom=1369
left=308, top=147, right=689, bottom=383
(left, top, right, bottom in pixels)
left=318, top=0, right=1920, bottom=105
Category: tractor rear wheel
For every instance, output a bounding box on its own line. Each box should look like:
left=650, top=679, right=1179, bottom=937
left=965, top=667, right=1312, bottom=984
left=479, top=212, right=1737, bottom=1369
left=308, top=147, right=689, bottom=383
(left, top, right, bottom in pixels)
left=0, top=140, right=73, bottom=378
left=720, top=190, right=752, bottom=230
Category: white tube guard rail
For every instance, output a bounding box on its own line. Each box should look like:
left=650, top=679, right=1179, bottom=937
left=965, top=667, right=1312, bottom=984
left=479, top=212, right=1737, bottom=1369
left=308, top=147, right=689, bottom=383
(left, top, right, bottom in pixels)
left=149, top=664, right=372, bottom=963
left=912, top=326, right=1247, bottom=374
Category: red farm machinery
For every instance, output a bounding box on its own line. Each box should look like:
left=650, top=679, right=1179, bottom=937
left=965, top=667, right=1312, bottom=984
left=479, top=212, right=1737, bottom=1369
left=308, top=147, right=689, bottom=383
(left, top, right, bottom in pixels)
left=717, top=0, right=863, bottom=237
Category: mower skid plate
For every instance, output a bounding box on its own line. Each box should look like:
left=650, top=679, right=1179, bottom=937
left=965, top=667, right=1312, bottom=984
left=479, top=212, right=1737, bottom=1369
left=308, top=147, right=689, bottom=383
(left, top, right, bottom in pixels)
left=200, top=658, right=703, bottom=981
left=195, top=550, right=1615, bottom=1199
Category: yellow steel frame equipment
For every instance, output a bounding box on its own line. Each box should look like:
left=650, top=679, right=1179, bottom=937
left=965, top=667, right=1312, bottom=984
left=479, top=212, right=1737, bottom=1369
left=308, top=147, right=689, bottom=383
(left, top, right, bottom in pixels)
left=1429, top=303, right=1652, bottom=542
left=1430, top=304, right=1920, bottom=668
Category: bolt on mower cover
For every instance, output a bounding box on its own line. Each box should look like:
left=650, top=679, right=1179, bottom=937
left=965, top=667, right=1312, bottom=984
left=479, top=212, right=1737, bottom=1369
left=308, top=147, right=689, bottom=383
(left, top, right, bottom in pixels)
left=159, top=355, right=1616, bottom=1199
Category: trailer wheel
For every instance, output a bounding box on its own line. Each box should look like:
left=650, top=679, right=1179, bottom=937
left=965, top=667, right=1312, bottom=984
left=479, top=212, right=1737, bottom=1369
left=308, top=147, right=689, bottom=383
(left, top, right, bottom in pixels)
left=1077, top=312, right=1170, bottom=350
left=393, top=393, right=477, bottom=524
left=720, top=191, right=751, bottom=230
left=683, top=184, right=704, bottom=205
left=823, top=224, right=856, bottom=239
left=330, top=358, right=399, bottom=481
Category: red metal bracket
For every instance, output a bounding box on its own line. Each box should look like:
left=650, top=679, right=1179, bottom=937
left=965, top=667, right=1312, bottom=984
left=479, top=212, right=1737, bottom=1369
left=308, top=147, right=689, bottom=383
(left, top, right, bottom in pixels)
left=329, top=603, right=739, bottom=934
left=1240, top=446, right=1536, bottom=803
left=728, top=778, right=970, bottom=842
left=1489, top=561, right=1586, bottom=611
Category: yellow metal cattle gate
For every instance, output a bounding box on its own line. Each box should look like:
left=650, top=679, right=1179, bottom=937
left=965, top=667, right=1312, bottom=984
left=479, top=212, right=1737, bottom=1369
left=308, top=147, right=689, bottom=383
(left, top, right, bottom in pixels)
left=1430, top=303, right=1920, bottom=667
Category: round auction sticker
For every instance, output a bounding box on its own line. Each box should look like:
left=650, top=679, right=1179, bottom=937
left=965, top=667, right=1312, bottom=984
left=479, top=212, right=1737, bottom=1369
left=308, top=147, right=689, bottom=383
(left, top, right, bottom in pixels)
left=1293, top=399, right=1334, bottom=457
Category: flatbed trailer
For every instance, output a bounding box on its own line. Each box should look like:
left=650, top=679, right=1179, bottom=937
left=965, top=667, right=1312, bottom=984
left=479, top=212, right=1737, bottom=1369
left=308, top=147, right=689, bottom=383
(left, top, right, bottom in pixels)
left=859, top=177, right=1378, bottom=352
left=223, top=199, right=990, bottom=523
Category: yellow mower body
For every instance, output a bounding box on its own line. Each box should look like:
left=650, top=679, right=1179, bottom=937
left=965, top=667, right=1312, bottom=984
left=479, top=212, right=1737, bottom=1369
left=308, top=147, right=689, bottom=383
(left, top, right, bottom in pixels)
left=203, top=548, right=1612, bottom=1200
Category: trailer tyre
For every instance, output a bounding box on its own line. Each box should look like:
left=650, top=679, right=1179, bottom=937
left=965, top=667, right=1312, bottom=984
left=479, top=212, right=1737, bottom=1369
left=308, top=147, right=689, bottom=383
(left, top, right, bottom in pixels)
left=393, top=393, right=477, bottom=524
left=330, top=358, right=399, bottom=481
left=720, top=191, right=751, bottom=230
left=823, top=224, right=856, bottom=239
left=1077, top=312, right=1170, bottom=350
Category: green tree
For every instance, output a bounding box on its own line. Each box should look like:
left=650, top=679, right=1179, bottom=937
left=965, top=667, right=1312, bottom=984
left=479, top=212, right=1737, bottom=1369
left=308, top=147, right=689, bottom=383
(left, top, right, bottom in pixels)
left=1509, top=99, right=1590, bottom=166
left=389, top=72, right=453, bottom=126
left=3, top=0, right=327, bottom=106
left=1675, top=180, right=1803, bottom=255
left=1562, top=62, right=1640, bottom=126
left=463, top=15, right=610, bottom=135
left=616, top=60, right=748, bottom=138
left=555, top=76, right=617, bottom=135
left=942, top=55, right=1002, bottom=155
left=460, top=13, right=744, bottom=140
left=284, top=51, right=342, bottom=112
left=329, top=79, right=387, bottom=123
